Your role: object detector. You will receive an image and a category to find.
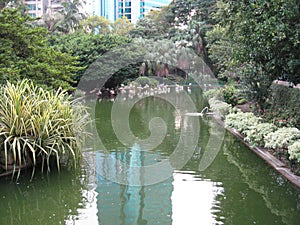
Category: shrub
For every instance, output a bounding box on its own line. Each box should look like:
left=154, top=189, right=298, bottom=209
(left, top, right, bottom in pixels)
left=204, top=88, right=223, bottom=101
left=222, top=81, right=246, bottom=106
left=133, top=76, right=159, bottom=88
left=225, top=112, right=261, bottom=134
left=288, top=141, right=300, bottom=163
left=264, top=84, right=300, bottom=129
left=209, top=98, right=231, bottom=119
left=244, top=123, right=277, bottom=147
left=264, top=127, right=300, bottom=149
left=0, top=80, right=89, bottom=176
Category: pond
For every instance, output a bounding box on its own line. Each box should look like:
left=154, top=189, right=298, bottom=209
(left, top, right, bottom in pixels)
left=0, top=87, right=299, bottom=225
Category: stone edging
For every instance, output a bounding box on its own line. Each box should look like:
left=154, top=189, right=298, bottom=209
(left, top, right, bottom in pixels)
left=212, top=115, right=300, bottom=189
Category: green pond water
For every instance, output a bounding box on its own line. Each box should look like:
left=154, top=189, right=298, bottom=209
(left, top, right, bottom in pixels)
left=0, top=87, right=299, bottom=225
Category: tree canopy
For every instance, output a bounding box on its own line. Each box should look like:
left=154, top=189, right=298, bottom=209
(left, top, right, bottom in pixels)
left=48, top=33, right=134, bottom=86
left=207, top=0, right=300, bottom=107
left=0, top=8, right=79, bottom=90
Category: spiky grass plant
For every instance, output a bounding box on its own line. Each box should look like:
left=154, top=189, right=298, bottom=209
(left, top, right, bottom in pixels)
left=0, top=80, right=89, bottom=177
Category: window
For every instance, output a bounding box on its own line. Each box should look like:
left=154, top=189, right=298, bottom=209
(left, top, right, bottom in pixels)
left=119, top=9, right=123, bottom=13
left=125, top=1, right=131, bottom=7
left=29, top=13, right=36, bottom=17
left=28, top=4, right=36, bottom=10
left=125, top=8, right=131, bottom=13
left=118, top=2, right=123, bottom=7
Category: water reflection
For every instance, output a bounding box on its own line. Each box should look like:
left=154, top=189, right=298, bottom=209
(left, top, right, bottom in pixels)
left=95, top=143, right=224, bottom=225
left=1, top=88, right=300, bottom=225
left=0, top=169, right=86, bottom=225
left=96, top=144, right=173, bottom=225
left=171, top=172, right=224, bottom=225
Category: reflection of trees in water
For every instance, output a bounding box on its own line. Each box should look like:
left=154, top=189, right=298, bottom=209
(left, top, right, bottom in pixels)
left=222, top=136, right=300, bottom=225
left=95, top=87, right=206, bottom=154
left=0, top=169, right=87, bottom=224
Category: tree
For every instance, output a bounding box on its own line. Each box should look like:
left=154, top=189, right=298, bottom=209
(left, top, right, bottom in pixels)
left=0, top=8, right=79, bottom=90
left=111, top=16, right=134, bottom=36
left=129, top=6, right=173, bottom=39
left=48, top=33, right=133, bottom=85
left=130, top=1, right=217, bottom=71
left=79, top=15, right=111, bottom=34
left=209, top=0, right=300, bottom=108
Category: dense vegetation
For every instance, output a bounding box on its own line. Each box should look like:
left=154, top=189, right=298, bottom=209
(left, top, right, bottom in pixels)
left=0, top=0, right=299, bottom=172
left=0, top=8, right=79, bottom=90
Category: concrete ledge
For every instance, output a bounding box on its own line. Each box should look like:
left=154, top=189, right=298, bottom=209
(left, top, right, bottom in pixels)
left=213, top=115, right=300, bottom=189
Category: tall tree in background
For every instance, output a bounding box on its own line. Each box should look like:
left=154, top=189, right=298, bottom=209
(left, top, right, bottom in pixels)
left=111, top=16, right=134, bottom=36
left=79, top=15, right=111, bottom=34
left=57, top=0, right=86, bottom=33
left=130, top=0, right=217, bottom=71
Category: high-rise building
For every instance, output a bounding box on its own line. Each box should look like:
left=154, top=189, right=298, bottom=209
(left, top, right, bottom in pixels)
left=117, top=0, right=172, bottom=24
left=92, top=0, right=118, bottom=21
left=23, top=0, right=49, bottom=17
left=91, top=0, right=172, bottom=24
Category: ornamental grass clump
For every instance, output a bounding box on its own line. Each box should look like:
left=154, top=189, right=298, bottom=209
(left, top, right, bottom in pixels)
left=225, top=112, right=261, bottom=134
left=264, top=127, right=300, bottom=149
left=0, top=80, right=89, bottom=176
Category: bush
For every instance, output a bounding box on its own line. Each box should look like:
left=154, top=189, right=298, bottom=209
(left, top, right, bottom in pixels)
left=133, top=76, right=159, bottom=87
left=264, top=127, right=300, bottom=149
left=244, top=123, right=277, bottom=147
left=225, top=112, right=261, bottom=134
left=222, top=81, right=246, bottom=106
left=288, top=141, right=300, bottom=163
left=0, top=80, right=89, bottom=175
left=265, top=84, right=300, bottom=128
left=208, top=98, right=231, bottom=119
left=204, top=88, right=223, bottom=101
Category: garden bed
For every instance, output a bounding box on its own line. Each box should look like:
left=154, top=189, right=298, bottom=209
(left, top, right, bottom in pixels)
left=213, top=115, right=300, bottom=189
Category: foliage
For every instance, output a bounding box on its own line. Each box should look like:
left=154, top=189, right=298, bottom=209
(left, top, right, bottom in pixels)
left=0, top=8, right=79, bottom=90
left=264, top=127, right=300, bottom=149
left=130, top=0, right=217, bottom=69
left=225, top=112, right=261, bottom=134
left=264, top=84, right=300, bottom=128
left=206, top=24, right=236, bottom=76
left=48, top=33, right=132, bottom=85
left=131, top=76, right=159, bottom=88
left=204, top=88, right=223, bottom=100
left=79, top=15, right=134, bottom=36
left=79, top=15, right=111, bottom=34
left=0, top=80, right=89, bottom=176
left=76, top=39, right=146, bottom=90
left=222, top=80, right=245, bottom=106
left=58, top=0, right=86, bottom=33
left=130, top=6, right=173, bottom=39
left=244, top=123, right=277, bottom=147
left=288, top=141, right=300, bottom=163
left=209, top=0, right=300, bottom=108
left=208, top=97, right=231, bottom=119
left=111, top=16, right=134, bottom=36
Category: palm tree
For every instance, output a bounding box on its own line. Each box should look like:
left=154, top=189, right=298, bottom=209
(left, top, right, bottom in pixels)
left=57, top=0, right=86, bottom=34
